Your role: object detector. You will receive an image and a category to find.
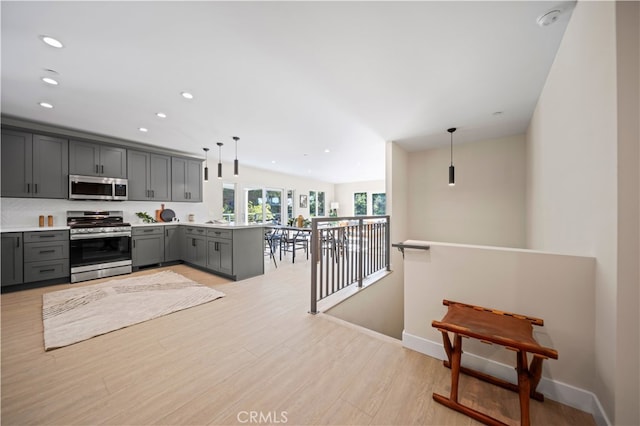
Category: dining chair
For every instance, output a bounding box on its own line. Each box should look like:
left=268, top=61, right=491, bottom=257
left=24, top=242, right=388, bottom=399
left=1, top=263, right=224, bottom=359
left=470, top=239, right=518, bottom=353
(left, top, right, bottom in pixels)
left=280, top=229, right=309, bottom=263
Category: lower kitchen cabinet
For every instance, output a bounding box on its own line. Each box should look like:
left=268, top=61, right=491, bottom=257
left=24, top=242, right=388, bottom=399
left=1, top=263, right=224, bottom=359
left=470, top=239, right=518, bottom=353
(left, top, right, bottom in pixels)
left=132, top=226, right=165, bottom=268
left=23, top=230, right=69, bottom=283
left=183, top=227, right=207, bottom=268
left=207, top=237, right=233, bottom=276
left=1, top=233, right=23, bottom=287
left=163, top=225, right=182, bottom=262
left=182, top=226, right=264, bottom=280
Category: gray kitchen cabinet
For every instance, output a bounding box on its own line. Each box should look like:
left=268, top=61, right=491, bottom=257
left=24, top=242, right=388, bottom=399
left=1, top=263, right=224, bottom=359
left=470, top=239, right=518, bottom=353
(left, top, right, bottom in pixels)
left=206, top=227, right=264, bottom=280
left=207, top=233, right=233, bottom=276
left=23, top=230, right=70, bottom=283
left=132, top=226, right=165, bottom=267
left=164, top=225, right=182, bottom=262
left=1, top=129, right=69, bottom=199
left=127, top=150, right=171, bottom=201
left=1, top=233, right=23, bottom=287
left=69, top=140, right=127, bottom=178
left=183, top=226, right=207, bottom=267
left=171, top=157, right=202, bottom=202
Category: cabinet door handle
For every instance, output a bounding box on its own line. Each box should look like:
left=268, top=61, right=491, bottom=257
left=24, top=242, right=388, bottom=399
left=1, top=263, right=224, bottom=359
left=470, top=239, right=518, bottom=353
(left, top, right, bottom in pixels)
left=133, top=240, right=136, bottom=248
left=16, top=237, right=20, bottom=248
left=96, top=164, right=99, bottom=173
left=143, top=229, right=153, bottom=233
left=152, top=190, right=155, bottom=198
left=101, top=165, right=104, bottom=174
left=39, top=249, right=55, bottom=254
left=26, top=183, right=30, bottom=193
left=166, top=229, right=168, bottom=237
left=34, top=183, right=38, bottom=193
left=192, top=238, right=196, bottom=247
left=40, top=268, right=55, bottom=273
left=39, top=235, right=56, bottom=239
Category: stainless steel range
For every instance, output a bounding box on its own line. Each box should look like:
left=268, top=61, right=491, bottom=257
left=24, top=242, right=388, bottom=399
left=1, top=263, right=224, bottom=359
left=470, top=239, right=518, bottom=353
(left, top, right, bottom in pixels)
left=67, top=210, right=132, bottom=283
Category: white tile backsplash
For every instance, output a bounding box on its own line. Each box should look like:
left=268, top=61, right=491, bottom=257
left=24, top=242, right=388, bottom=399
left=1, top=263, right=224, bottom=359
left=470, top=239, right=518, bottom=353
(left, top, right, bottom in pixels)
left=0, top=198, right=210, bottom=228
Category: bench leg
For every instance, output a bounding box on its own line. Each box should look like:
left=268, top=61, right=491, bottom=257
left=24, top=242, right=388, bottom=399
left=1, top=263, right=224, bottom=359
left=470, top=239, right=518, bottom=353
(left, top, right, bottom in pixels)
left=517, top=351, right=532, bottom=426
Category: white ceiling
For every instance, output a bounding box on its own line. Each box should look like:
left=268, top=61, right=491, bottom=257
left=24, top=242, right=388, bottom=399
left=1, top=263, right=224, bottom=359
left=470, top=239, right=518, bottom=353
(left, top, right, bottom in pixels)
left=1, top=1, right=574, bottom=184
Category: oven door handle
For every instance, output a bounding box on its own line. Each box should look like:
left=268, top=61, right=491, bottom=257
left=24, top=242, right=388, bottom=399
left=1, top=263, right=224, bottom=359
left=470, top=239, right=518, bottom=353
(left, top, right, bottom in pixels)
left=70, top=232, right=132, bottom=240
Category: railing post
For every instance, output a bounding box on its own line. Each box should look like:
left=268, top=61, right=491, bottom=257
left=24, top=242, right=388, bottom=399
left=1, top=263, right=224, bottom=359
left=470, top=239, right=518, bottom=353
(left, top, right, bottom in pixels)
left=310, top=218, right=319, bottom=314
left=358, top=218, right=364, bottom=287
left=385, top=215, right=391, bottom=271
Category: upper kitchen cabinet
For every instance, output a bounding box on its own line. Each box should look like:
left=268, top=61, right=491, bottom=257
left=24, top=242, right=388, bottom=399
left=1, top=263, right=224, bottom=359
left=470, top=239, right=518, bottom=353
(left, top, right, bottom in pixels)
left=1, top=129, right=69, bottom=199
left=171, top=157, right=202, bottom=202
left=69, top=140, right=127, bottom=178
left=127, top=150, right=171, bottom=201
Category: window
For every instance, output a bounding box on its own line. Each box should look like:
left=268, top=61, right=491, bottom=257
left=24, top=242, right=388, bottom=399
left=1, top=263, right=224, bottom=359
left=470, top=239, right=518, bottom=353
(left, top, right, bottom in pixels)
left=354, top=192, right=367, bottom=215
left=222, top=183, right=236, bottom=222
left=265, top=189, right=282, bottom=224
left=245, top=187, right=283, bottom=224
left=372, top=193, right=386, bottom=215
left=246, top=189, right=263, bottom=223
left=318, top=192, right=325, bottom=216
left=287, top=190, right=294, bottom=223
left=308, top=190, right=326, bottom=217
left=309, top=191, right=316, bottom=217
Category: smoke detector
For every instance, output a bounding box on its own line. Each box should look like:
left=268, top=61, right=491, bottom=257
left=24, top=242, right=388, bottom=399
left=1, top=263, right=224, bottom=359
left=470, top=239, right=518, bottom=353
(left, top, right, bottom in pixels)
left=537, top=8, right=563, bottom=27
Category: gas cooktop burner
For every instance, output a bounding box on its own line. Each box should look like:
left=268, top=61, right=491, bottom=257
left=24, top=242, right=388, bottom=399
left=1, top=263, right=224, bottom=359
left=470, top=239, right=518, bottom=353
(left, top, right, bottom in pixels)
left=67, top=210, right=130, bottom=230
left=69, top=221, right=131, bottom=228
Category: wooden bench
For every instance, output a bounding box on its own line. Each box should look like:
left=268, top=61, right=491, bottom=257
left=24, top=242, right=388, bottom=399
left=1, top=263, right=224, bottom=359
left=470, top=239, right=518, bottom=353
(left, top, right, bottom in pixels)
left=431, top=300, right=558, bottom=426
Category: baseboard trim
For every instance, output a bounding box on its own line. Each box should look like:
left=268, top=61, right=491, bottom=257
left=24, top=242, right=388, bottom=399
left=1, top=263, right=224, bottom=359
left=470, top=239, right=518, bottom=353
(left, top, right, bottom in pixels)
left=402, top=331, right=611, bottom=426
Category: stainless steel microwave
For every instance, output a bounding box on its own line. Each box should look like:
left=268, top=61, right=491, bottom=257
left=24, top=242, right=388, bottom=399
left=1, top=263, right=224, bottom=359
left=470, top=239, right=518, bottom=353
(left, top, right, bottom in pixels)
left=69, top=175, right=128, bottom=201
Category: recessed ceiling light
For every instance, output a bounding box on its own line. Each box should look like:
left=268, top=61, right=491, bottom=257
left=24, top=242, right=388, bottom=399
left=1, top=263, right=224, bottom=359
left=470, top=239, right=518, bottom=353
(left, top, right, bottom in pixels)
left=139, top=127, right=148, bottom=132
left=324, top=149, right=330, bottom=153
left=39, top=102, right=53, bottom=109
left=181, top=92, right=194, bottom=99
left=41, top=36, right=63, bottom=48
left=271, top=160, right=276, bottom=164
left=42, top=77, right=59, bottom=85
left=156, top=112, right=167, bottom=118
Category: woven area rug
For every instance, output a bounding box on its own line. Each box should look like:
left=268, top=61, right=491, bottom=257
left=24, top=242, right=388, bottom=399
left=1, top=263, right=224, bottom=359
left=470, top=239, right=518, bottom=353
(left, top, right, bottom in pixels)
left=42, top=270, right=225, bottom=351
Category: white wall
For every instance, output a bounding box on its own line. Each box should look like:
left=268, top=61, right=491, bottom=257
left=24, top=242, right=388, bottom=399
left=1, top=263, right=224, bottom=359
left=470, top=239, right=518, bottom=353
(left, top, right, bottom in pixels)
left=408, top=134, right=526, bottom=248
left=0, top=197, right=210, bottom=228
left=615, top=2, right=639, bottom=424
left=526, top=1, right=639, bottom=423
left=401, top=242, right=597, bottom=417
left=333, top=179, right=385, bottom=217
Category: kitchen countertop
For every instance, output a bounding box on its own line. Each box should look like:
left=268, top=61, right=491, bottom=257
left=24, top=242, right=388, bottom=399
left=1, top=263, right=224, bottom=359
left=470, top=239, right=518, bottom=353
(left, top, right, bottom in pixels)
left=132, top=222, right=266, bottom=229
left=1, top=222, right=266, bottom=233
left=0, top=225, right=70, bottom=233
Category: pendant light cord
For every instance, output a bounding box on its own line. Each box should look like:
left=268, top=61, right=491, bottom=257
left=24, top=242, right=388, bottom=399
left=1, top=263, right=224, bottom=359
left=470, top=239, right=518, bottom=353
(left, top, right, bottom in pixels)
left=447, top=127, right=456, bottom=165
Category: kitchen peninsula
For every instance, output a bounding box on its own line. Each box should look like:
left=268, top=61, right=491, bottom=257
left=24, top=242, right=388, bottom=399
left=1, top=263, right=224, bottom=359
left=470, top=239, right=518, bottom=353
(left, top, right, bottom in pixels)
left=131, top=221, right=265, bottom=281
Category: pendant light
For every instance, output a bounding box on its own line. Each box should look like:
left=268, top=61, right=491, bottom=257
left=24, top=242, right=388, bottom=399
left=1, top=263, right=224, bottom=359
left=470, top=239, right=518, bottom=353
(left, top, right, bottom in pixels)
left=217, top=142, right=223, bottom=179
left=232, top=136, right=240, bottom=176
left=203, top=147, right=210, bottom=181
left=448, top=127, right=456, bottom=186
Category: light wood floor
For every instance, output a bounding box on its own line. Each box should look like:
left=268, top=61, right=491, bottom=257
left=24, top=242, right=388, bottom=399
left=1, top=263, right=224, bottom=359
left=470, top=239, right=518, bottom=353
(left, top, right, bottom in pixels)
left=2, top=259, right=595, bottom=425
